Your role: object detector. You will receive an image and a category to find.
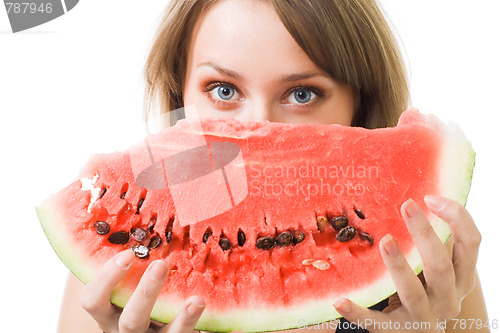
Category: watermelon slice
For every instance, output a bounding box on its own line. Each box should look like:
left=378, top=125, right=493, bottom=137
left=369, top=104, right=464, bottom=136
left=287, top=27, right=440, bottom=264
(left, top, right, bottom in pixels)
left=36, top=108, right=475, bottom=332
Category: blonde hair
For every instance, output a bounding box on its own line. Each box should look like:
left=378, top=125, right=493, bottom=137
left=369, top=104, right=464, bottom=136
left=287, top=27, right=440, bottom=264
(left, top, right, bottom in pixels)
left=143, top=0, right=409, bottom=129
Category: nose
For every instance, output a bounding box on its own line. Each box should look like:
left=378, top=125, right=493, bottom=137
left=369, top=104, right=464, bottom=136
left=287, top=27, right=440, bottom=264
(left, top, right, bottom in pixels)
left=239, top=99, right=275, bottom=122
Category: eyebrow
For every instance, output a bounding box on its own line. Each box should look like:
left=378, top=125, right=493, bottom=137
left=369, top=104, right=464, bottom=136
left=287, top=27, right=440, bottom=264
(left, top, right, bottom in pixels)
left=197, top=61, right=328, bottom=83
left=197, top=62, right=243, bottom=80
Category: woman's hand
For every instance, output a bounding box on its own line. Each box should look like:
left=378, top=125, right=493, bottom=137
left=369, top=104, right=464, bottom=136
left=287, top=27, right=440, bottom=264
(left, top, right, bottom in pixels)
left=333, top=196, right=481, bottom=332
left=80, top=250, right=205, bottom=333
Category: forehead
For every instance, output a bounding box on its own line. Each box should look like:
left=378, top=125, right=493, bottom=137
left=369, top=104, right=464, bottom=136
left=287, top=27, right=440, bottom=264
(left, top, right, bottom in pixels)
left=187, top=0, right=323, bottom=76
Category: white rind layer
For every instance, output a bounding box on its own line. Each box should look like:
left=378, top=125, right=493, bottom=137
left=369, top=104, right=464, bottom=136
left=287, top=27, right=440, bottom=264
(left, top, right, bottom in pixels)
left=36, top=111, right=475, bottom=333
left=420, top=114, right=475, bottom=246
left=438, top=120, right=475, bottom=206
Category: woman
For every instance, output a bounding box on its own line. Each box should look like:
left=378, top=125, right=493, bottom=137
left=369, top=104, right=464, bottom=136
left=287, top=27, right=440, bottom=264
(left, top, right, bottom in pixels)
left=58, top=0, right=488, bottom=332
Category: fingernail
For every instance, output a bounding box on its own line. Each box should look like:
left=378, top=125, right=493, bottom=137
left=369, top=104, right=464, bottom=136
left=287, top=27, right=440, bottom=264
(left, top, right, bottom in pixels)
left=402, top=198, right=419, bottom=219
left=333, top=298, right=351, bottom=314
left=149, top=260, right=169, bottom=281
left=186, top=296, right=205, bottom=316
left=381, top=234, right=398, bottom=257
left=115, top=250, right=135, bottom=269
left=424, top=195, right=447, bottom=212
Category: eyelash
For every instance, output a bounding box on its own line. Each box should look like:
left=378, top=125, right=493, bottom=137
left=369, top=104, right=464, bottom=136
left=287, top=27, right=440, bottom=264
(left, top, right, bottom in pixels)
left=201, top=81, right=240, bottom=108
left=283, top=85, right=324, bottom=106
left=202, top=81, right=324, bottom=107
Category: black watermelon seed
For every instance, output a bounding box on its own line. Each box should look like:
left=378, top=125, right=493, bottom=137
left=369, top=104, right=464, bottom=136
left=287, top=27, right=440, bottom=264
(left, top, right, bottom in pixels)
left=219, top=236, right=231, bottom=251
left=165, top=217, right=174, bottom=243
left=292, top=231, right=305, bottom=245
left=202, top=229, right=213, bottom=243
left=93, top=221, right=110, bottom=235
left=167, top=217, right=175, bottom=226
left=165, top=230, right=173, bottom=243
left=98, top=187, right=107, bottom=199
left=132, top=245, right=149, bottom=258
left=276, top=231, right=293, bottom=247
left=130, top=227, right=147, bottom=242
left=354, top=208, right=365, bottom=219
left=120, top=192, right=127, bottom=199
left=237, top=230, right=246, bottom=246
left=256, top=236, right=275, bottom=250
left=108, top=231, right=129, bottom=244
left=148, top=235, right=162, bottom=249
left=330, top=216, right=348, bottom=230
left=135, top=198, right=145, bottom=214
left=337, top=226, right=357, bottom=242
left=358, top=231, right=374, bottom=246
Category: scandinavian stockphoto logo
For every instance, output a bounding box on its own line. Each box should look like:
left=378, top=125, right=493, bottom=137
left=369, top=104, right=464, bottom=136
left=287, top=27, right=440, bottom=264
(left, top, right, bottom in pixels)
left=248, top=162, right=380, bottom=201
left=3, top=0, right=79, bottom=33
left=129, top=105, right=249, bottom=227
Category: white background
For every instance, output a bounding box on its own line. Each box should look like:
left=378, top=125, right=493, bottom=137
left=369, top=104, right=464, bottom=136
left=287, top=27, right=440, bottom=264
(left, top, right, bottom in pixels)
left=0, top=1, right=498, bottom=331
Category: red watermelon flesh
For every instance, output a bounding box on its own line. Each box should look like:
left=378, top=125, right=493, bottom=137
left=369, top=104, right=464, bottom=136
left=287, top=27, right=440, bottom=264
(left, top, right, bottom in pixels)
left=36, top=108, right=475, bottom=332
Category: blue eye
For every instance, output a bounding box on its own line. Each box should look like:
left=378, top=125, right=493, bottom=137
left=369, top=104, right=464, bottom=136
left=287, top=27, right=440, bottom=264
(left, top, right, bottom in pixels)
left=204, top=82, right=241, bottom=106
left=216, top=85, right=235, bottom=100
left=294, top=88, right=312, bottom=103
left=206, top=84, right=239, bottom=103
left=287, top=87, right=318, bottom=105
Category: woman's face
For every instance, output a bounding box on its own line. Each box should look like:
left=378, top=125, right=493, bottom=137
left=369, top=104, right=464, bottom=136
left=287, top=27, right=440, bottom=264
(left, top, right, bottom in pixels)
left=183, top=0, right=355, bottom=125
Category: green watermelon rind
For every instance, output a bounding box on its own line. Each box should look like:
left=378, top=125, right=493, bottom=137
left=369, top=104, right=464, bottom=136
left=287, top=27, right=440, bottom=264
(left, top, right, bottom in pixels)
left=36, top=112, right=475, bottom=333
left=37, top=202, right=94, bottom=284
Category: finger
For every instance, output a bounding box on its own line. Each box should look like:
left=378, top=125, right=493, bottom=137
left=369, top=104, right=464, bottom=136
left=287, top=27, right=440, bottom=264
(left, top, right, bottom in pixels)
left=150, top=319, right=168, bottom=332
left=382, top=293, right=402, bottom=314
left=401, top=199, right=456, bottom=297
left=119, top=260, right=169, bottom=333
left=334, top=298, right=391, bottom=332
left=167, top=296, right=206, bottom=333
left=81, top=249, right=136, bottom=323
left=424, top=195, right=481, bottom=296
left=379, top=234, right=429, bottom=315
